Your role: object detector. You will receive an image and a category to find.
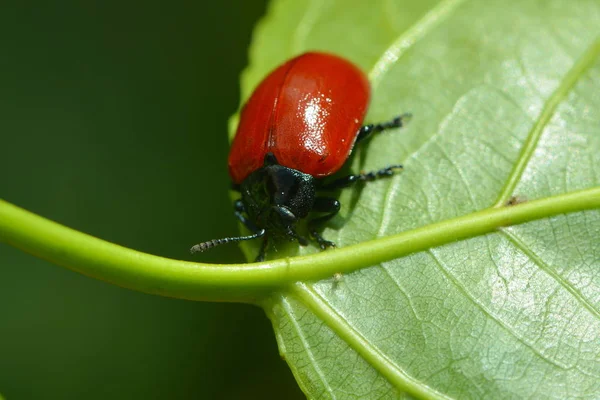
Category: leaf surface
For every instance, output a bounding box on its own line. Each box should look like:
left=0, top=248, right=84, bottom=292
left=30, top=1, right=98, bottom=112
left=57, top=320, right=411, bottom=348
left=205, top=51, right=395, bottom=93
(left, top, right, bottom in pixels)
left=240, top=0, right=600, bottom=398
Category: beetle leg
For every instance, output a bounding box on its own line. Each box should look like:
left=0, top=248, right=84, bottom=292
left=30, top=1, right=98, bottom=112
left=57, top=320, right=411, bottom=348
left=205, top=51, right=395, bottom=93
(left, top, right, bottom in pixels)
left=318, top=165, right=403, bottom=191
left=233, top=202, right=274, bottom=262
left=232, top=199, right=263, bottom=234
left=308, top=197, right=340, bottom=249
left=234, top=199, right=245, bottom=212
left=233, top=199, right=273, bottom=262
left=356, top=113, right=412, bottom=144
left=190, top=199, right=267, bottom=254
left=286, top=227, right=309, bottom=246
left=255, top=235, right=269, bottom=262
left=190, top=200, right=266, bottom=255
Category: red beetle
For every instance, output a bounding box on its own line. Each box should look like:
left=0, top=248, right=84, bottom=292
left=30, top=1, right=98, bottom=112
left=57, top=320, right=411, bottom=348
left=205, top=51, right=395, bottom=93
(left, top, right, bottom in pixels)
left=192, top=52, right=410, bottom=261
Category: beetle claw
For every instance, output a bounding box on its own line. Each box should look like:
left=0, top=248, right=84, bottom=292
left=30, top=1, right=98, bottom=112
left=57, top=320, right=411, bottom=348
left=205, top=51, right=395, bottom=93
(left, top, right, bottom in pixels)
left=319, top=240, right=337, bottom=250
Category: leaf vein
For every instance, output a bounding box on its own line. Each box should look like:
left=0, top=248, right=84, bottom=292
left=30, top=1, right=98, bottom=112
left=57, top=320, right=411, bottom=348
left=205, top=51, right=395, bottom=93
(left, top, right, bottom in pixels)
left=291, top=283, right=452, bottom=400
left=292, top=0, right=327, bottom=53
left=378, top=263, right=422, bottom=321
left=428, top=249, right=570, bottom=369
left=368, top=0, right=469, bottom=88
left=280, top=295, right=337, bottom=399
left=500, top=228, right=600, bottom=320
left=494, top=37, right=600, bottom=206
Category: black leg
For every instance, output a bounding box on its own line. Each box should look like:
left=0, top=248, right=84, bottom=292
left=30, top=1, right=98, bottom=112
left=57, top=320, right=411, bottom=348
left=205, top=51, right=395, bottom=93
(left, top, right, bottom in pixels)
left=255, top=235, right=269, bottom=262
left=308, top=197, right=341, bottom=249
left=233, top=200, right=273, bottom=260
left=319, top=165, right=403, bottom=191
left=287, top=227, right=309, bottom=246
left=356, top=113, right=411, bottom=144
left=233, top=202, right=262, bottom=235
left=234, top=199, right=273, bottom=262
left=190, top=199, right=266, bottom=254
left=234, top=199, right=245, bottom=213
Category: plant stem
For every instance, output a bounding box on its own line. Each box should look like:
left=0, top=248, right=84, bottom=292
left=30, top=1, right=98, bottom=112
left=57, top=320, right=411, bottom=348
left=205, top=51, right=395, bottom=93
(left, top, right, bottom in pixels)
left=1, top=186, right=599, bottom=303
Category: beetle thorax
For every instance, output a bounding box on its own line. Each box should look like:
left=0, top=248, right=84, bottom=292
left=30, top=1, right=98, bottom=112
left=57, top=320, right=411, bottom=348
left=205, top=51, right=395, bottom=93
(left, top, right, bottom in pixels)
left=240, top=164, right=316, bottom=236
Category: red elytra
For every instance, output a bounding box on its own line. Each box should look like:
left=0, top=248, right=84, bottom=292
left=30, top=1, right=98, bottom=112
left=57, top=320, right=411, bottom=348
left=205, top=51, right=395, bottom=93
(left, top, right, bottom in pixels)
left=228, top=52, right=370, bottom=184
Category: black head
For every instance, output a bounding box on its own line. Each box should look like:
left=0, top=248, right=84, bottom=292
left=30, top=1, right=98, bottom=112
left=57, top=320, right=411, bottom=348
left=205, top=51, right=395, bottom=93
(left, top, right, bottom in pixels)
left=240, top=153, right=316, bottom=238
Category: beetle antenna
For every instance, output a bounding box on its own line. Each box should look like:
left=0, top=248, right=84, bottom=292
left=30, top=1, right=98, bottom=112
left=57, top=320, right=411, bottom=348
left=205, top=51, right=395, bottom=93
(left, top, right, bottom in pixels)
left=190, top=229, right=266, bottom=254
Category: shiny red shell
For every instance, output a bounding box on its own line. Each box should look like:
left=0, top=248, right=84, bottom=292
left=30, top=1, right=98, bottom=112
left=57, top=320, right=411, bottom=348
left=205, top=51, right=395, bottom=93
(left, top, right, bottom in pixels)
left=228, top=52, right=370, bottom=184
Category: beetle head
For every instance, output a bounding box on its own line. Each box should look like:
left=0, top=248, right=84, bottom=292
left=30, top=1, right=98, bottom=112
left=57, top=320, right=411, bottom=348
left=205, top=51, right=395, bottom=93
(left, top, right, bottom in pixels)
left=240, top=153, right=316, bottom=238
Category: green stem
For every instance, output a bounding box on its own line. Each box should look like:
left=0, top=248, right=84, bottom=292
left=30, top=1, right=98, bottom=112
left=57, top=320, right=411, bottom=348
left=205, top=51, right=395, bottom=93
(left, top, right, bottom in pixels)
left=1, top=187, right=599, bottom=303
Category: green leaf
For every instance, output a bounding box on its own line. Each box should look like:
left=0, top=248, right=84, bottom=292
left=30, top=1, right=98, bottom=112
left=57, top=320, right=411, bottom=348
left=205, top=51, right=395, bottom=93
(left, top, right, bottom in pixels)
left=1, top=0, right=599, bottom=397
left=243, top=0, right=600, bottom=398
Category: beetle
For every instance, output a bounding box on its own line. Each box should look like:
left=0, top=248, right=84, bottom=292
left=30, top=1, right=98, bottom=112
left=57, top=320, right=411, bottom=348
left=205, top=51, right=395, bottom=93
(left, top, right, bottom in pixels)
left=191, top=52, right=410, bottom=261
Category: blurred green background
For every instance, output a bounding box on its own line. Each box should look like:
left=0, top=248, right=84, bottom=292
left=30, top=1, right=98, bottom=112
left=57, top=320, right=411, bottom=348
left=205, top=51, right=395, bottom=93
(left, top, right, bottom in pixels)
left=0, top=1, right=304, bottom=399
